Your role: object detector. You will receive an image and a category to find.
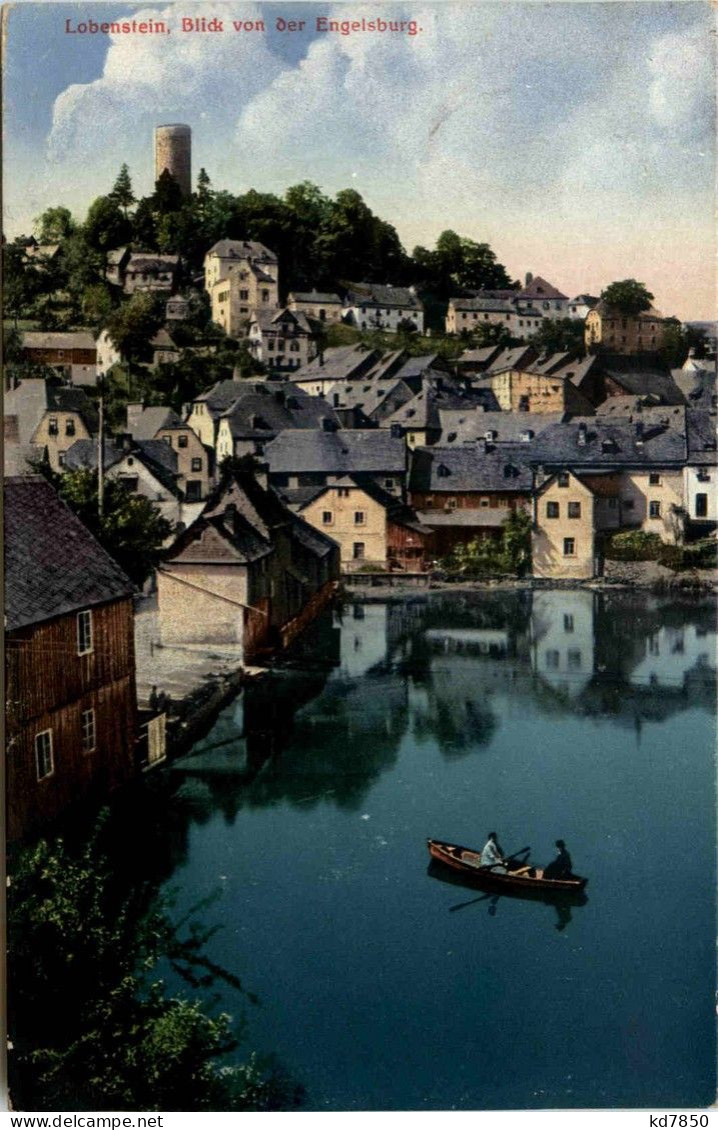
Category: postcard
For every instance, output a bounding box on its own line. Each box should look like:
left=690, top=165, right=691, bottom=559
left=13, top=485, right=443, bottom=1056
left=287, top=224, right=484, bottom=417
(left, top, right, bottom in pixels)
left=3, top=0, right=716, bottom=1120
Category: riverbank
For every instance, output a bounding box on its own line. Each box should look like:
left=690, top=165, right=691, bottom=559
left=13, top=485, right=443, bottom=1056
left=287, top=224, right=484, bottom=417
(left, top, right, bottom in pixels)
left=341, top=561, right=718, bottom=600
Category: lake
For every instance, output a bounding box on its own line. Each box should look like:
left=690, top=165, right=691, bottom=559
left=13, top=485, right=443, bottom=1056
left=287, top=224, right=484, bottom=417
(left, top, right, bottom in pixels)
left=140, top=589, right=717, bottom=1110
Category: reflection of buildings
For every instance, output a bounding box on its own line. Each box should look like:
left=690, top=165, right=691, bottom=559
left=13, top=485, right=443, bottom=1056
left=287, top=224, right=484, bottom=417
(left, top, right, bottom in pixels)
left=530, top=591, right=596, bottom=699
left=337, top=602, right=391, bottom=678
left=628, top=621, right=716, bottom=689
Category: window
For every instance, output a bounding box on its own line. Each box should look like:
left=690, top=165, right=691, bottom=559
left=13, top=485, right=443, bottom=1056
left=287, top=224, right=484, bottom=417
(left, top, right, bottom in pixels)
left=564, top=614, right=574, bottom=633
left=608, top=497, right=618, bottom=509
left=563, top=538, right=576, bottom=557
left=290, top=341, right=300, bottom=352
left=191, top=458, right=202, bottom=472
left=649, top=501, right=662, bottom=518
left=65, top=419, right=76, bottom=436
left=322, top=511, right=333, bottom=525
left=649, top=473, right=661, bottom=486
left=48, top=417, right=59, bottom=436
left=338, top=487, right=350, bottom=499
left=186, top=481, right=202, bottom=502
left=353, top=542, right=365, bottom=560
left=276, top=340, right=285, bottom=352
left=623, top=498, right=635, bottom=510
left=447, top=498, right=457, bottom=510
left=568, top=501, right=581, bottom=519
left=163, top=435, right=172, bottom=445
left=354, top=511, right=366, bottom=525
left=480, top=498, right=490, bottom=508
left=267, top=340, right=275, bottom=350
left=77, top=610, right=93, bottom=655
left=695, top=493, right=708, bottom=518
left=239, top=289, right=249, bottom=300
left=546, top=501, right=559, bottom=518
left=567, top=649, right=582, bottom=670
left=262, top=290, right=270, bottom=303
left=178, top=434, right=188, bottom=449
left=545, top=650, right=560, bottom=669
left=558, top=473, right=569, bottom=488
left=81, top=708, right=96, bottom=753
left=35, top=730, right=54, bottom=780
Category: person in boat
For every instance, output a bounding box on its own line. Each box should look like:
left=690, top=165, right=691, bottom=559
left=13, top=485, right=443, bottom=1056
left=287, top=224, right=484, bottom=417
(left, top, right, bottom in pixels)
left=480, top=832, right=508, bottom=870
left=543, top=839, right=573, bottom=880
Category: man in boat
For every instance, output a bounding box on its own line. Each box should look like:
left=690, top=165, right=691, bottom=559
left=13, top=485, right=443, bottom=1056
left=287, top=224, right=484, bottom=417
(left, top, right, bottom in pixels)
left=543, top=839, right=573, bottom=880
left=480, top=832, right=508, bottom=870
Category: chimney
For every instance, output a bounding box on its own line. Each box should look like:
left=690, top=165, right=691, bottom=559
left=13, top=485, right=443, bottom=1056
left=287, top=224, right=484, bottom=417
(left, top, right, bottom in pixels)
left=525, top=272, right=533, bottom=287
left=390, top=423, right=403, bottom=439
left=126, top=402, right=144, bottom=433
left=119, top=432, right=134, bottom=452
left=577, top=423, right=587, bottom=447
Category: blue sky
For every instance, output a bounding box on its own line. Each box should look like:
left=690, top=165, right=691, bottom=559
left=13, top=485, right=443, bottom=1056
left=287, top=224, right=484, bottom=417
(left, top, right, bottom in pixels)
left=3, top=1, right=715, bottom=318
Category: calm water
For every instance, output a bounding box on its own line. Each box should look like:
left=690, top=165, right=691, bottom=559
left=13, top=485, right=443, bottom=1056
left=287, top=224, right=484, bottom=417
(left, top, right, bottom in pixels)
left=142, top=590, right=716, bottom=1110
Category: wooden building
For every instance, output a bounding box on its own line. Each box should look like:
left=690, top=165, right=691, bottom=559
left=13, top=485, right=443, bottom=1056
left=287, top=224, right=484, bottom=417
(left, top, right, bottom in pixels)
left=5, top=477, right=137, bottom=841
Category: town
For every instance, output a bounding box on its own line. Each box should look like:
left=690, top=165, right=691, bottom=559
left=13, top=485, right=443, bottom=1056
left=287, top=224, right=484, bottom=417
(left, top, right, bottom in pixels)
left=4, top=120, right=716, bottom=845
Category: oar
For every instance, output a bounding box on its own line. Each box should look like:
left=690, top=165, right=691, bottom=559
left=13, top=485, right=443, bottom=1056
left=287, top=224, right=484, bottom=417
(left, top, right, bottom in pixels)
left=483, top=845, right=530, bottom=870
left=449, top=891, right=494, bottom=913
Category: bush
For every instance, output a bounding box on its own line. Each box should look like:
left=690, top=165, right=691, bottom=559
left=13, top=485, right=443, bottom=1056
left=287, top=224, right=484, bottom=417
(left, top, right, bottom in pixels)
left=603, top=530, right=663, bottom=561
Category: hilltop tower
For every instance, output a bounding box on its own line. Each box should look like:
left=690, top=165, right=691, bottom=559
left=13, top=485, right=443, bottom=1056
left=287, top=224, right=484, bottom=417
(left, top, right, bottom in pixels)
left=154, top=123, right=191, bottom=197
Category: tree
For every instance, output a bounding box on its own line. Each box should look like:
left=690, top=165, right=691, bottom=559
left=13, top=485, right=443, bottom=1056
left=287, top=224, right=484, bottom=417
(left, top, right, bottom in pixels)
left=600, top=279, right=654, bottom=316
left=468, top=322, right=513, bottom=349
left=529, top=317, right=586, bottom=356
left=33, top=205, right=76, bottom=244
left=441, top=508, right=532, bottom=576
left=105, top=292, right=165, bottom=364
left=8, top=832, right=305, bottom=1111
left=81, top=283, right=116, bottom=331
left=110, top=164, right=136, bottom=218
left=53, top=468, right=171, bottom=585
left=411, top=230, right=514, bottom=297
left=84, top=196, right=132, bottom=257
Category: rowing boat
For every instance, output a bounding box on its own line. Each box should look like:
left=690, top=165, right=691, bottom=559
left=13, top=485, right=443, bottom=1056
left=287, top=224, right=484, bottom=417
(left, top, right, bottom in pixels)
left=427, top=838, right=588, bottom=894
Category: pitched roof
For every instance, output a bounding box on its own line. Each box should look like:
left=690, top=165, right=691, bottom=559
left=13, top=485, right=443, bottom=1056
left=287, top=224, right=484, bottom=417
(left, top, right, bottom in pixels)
left=409, top=444, right=533, bottom=493
left=485, top=346, right=538, bottom=374
left=22, top=331, right=96, bottom=351
left=265, top=429, right=407, bottom=475
left=330, top=377, right=413, bottom=420
left=4, top=476, right=134, bottom=630
left=528, top=416, right=687, bottom=468
left=201, top=470, right=292, bottom=538
left=438, top=410, right=564, bottom=446
left=686, top=409, right=718, bottom=465
left=126, top=405, right=184, bottom=440
left=450, top=296, right=516, bottom=314
left=289, top=290, right=342, bottom=304
left=250, top=307, right=317, bottom=334
left=164, top=507, right=272, bottom=566
left=346, top=283, right=423, bottom=310
left=602, top=368, right=685, bottom=405
left=206, top=239, right=277, bottom=263
left=219, top=384, right=340, bottom=438
left=126, top=253, right=179, bottom=271
left=518, top=276, right=568, bottom=301
left=289, top=343, right=381, bottom=384
left=416, top=507, right=512, bottom=528
left=382, top=386, right=469, bottom=432
left=568, top=295, right=599, bottom=307
left=593, top=301, right=665, bottom=321
left=63, top=437, right=181, bottom=496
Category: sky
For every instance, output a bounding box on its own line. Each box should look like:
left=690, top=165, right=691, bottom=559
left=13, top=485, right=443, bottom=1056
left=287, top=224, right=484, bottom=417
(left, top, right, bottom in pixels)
left=3, top=0, right=716, bottom=319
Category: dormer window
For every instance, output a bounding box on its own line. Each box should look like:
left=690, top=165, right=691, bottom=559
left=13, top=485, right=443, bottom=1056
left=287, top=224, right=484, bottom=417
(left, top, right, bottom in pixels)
left=437, top=464, right=451, bottom=478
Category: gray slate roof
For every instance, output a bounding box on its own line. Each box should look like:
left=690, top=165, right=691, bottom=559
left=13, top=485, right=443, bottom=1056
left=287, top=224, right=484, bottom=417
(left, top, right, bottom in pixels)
left=345, top=284, right=423, bottom=310
left=409, top=445, right=533, bottom=493
left=5, top=476, right=134, bottom=631
left=450, top=296, right=516, bottom=314
left=485, top=346, right=538, bottom=374
left=602, top=368, right=685, bottom=405
left=265, top=429, right=406, bottom=475
left=416, top=507, right=512, bottom=528
left=528, top=416, right=687, bottom=468
left=290, top=344, right=381, bottom=384
left=126, top=405, right=184, bottom=440
left=686, top=410, right=718, bottom=465
left=23, top=331, right=96, bottom=351
left=220, top=384, right=339, bottom=438
left=206, top=239, right=277, bottom=263
left=289, top=290, right=342, bottom=304
left=382, top=386, right=469, bottom=432
left=438, top=410, right=563, bottom=445
left=63, top=438, right=180, bottom=496
left=518, top=276, right=568, bottom=301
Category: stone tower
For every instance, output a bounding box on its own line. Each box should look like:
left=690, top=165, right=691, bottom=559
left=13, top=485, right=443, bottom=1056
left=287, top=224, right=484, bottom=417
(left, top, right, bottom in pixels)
left=154, top=123, right=192, bottom=197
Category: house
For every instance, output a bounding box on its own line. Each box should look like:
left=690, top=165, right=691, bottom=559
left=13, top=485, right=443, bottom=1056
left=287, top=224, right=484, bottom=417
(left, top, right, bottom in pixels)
left=295, top=476, right=433, bottom=571
left=445, top=296, right=543, bottom=340
left=205, top=240, right=279, bottom=337
left=288, top=290, right=344, bottom=323
left=455, top=345, right=505, bottom=376
left=185, top=378, right=256, bottom=448
left=5, top=476, right=137, bottom=841
left=567, top=295, right=599, bottom=320
left=21, top=331, right=96, bottom=369
left=150, top=327, right=181, bottom=366
left=95, top=329, right=124, bottom=374
left=123, top=253, right=180, bottom=295
left=126, top=404, right=213, bottom=502
left=530, top=415, right=688, bottom=544
left=343, top=284, right=424, bottom=334
left=166, top=295, right=191, bottom=321
left=289, top=343, right=382, bottom=398
left=63, top=435, right=198, bottom=531
left=684, top=409, right=717, bottom=531
left=4, top=380, right=99, bottom=471
left=105, top=246, right=131, bottom=287
left=585, top=301, right=669, bottom=355
left=157, top=469, right=340, bottom=656
left=329, top=377, right=414, bottom=428
left=265, top=426, right=408, bottom=497
left=473, top=354, right=596, bottom=415
left=381, top=385, right=471, bottom=448
left=532, top=471, right=605, bottom=579
left=601, top=363, right=686, bottom=406
left=408, top=444, right=533, bottom=555
left=214, top=383, right=340, bottom=463
left=247, top=308, right=320, bottom=372
left=517, top=276, right=569, bottom=319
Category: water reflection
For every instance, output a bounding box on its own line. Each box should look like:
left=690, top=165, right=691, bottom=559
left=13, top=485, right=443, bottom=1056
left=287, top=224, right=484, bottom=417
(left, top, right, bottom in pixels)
left=427, top=859, right=589, bottom=933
